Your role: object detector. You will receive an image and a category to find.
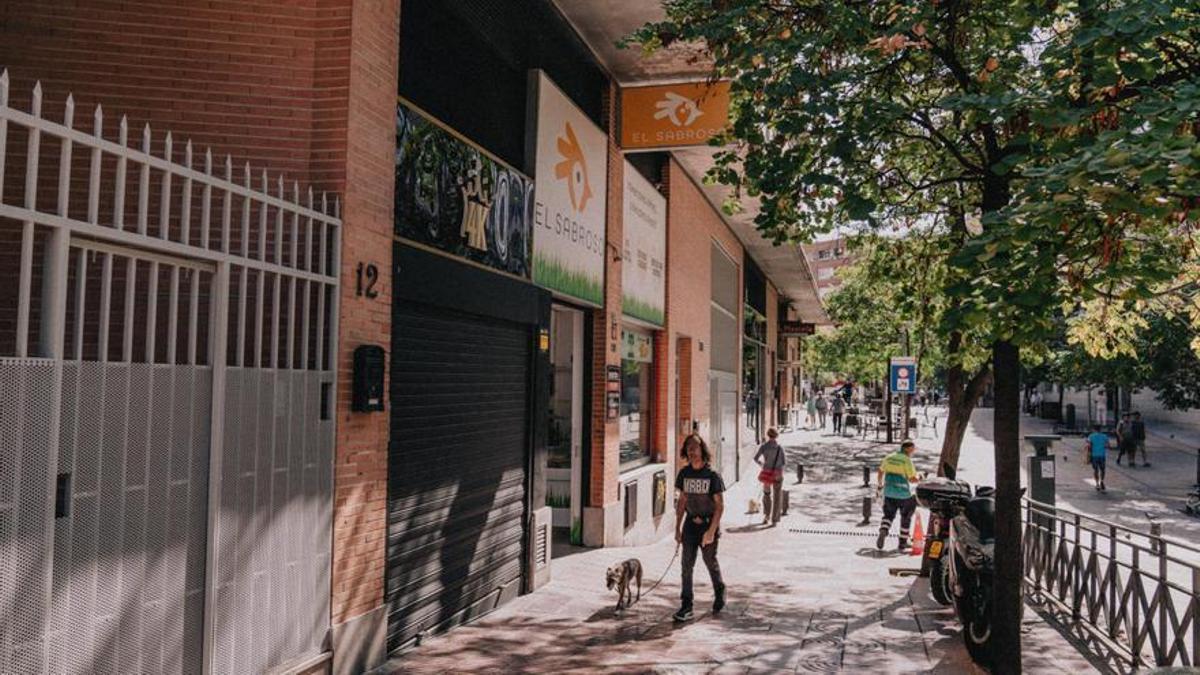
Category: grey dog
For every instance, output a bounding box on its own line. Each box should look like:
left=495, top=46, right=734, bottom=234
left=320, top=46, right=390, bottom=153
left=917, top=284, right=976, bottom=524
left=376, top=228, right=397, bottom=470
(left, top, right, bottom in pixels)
left=605, top=558, right=643, bottom=611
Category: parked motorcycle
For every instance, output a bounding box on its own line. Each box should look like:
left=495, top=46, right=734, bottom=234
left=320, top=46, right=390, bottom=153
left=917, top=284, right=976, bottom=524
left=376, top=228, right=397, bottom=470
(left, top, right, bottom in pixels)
left=1186, top=485, right=1199, bottom=516
left=916, top=467, right=997, bottom=666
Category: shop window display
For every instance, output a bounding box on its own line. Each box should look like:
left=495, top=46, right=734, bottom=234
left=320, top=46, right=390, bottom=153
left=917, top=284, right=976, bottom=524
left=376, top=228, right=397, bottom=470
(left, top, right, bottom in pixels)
left=619, top=328, right=654, bottom=469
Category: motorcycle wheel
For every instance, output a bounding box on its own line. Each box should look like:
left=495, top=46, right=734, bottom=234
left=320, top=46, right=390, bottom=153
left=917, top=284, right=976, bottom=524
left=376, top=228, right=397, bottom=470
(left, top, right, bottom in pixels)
left=962, top=574, right=994, bottom=667
left=929, top=558, right=953, bottom=606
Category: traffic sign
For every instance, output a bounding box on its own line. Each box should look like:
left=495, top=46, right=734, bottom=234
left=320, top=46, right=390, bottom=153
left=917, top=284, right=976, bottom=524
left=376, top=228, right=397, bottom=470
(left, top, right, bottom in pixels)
left=889, top=356, right=917, bottom=394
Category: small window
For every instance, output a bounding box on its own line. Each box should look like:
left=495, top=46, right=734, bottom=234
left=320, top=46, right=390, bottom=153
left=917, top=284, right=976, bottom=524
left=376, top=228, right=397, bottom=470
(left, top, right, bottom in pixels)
left=818, top=249, right=832, bottom=260
left=320, top=382, right=332, bottom=420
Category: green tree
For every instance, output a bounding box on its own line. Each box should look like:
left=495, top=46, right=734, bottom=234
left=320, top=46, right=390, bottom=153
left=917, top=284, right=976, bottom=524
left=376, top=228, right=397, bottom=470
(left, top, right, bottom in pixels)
left=1032, top=310, right=1200, bottom=412
left=810, top=233, right=992, bottom=465
left=631, top=2, right=1200, bottom=669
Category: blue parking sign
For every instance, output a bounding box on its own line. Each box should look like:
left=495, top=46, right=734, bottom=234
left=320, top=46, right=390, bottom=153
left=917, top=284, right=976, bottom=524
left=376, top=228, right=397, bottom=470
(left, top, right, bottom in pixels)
left=890, top=357, right=916, bottom=394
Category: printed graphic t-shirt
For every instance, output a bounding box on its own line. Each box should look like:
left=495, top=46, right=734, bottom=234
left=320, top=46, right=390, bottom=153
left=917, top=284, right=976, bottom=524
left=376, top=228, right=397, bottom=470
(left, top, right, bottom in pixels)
left=675, top=464, right=726, bottom=517
left=880, top=451, right=917, bottom=500
left=1088, top=432, right=1109, bottom=459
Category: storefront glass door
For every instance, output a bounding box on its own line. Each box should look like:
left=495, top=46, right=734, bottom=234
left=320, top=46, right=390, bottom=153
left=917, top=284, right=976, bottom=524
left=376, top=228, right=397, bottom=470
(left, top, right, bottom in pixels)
left=548, top=306, right=584, bottom=543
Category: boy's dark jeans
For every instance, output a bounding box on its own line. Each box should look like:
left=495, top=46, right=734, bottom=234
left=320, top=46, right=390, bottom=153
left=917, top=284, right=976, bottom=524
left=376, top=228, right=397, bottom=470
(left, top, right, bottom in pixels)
left=680, top=517, right=723, bottom=606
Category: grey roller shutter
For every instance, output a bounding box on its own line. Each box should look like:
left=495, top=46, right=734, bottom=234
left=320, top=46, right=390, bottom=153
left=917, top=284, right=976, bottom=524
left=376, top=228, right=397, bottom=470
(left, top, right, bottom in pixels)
left=386, top=300, right=529, bottom=652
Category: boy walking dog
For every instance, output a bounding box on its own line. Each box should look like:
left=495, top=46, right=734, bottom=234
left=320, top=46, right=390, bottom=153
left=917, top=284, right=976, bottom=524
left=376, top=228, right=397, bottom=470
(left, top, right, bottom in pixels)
left=673, top=434, right=726, bottom=622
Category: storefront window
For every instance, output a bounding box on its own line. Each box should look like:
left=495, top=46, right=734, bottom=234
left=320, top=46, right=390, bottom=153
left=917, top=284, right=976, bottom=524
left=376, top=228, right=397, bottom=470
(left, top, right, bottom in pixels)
left=548, top=311, right=577, bottom=469
left=619, top=328, right=654, bottom=469
left=743, top=306, right=767, bottom=444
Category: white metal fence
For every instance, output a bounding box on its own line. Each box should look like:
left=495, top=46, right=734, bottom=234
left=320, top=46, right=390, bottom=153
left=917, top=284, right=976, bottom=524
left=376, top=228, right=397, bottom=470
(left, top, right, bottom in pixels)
left=0, top=70, right=342, bottom=674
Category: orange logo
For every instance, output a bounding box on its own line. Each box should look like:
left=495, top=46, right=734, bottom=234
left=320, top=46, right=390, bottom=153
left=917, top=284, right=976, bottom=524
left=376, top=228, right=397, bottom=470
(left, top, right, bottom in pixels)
left=554, top=122, right=593, bottom=213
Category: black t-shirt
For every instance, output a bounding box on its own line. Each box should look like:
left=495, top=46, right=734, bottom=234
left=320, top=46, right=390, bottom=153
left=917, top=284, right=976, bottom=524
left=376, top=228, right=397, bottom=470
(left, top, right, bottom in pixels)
left=1131, top=420, right=1146, bottom=440
left=675, top=464, right=725, bottom=517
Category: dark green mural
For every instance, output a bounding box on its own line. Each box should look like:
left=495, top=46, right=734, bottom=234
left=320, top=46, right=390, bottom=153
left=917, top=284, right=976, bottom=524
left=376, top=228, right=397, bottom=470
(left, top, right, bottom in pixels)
left=395, top=103, right=533, bottom=278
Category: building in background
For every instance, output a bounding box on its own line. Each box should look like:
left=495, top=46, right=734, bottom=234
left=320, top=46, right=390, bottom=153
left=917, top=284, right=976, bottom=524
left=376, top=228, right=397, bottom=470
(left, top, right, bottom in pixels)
left=802, top=236, right=856, bottom=299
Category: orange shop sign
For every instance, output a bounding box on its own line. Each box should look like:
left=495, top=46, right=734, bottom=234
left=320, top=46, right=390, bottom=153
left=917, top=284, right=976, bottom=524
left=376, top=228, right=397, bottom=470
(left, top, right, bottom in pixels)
left=620, top=80, right=731, bottom=150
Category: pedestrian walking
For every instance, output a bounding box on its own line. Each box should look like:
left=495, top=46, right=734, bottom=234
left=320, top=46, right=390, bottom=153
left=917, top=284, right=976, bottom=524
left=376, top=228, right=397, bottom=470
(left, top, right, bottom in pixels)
left=815, top=393, right=828, bottom=429
left=673, top=433, right=726, bottom=622
left=831, top=395, right=846, bottom=435
left=1084, top=424, right=1109, bottom=491
left=876, top=441, right=920, bottom=551
left=805, top=394, right=817, bottom=430
left=1115, top=413, right=1132, bottom=465
left=754, top=428, right=786, bottom=526
left=1131, top=412, right=1149, bottom=466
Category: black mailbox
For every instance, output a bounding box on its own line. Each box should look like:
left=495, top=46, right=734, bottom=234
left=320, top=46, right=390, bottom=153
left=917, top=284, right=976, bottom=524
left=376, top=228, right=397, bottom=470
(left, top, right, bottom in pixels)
left=352, top=345, right=386, bottom=412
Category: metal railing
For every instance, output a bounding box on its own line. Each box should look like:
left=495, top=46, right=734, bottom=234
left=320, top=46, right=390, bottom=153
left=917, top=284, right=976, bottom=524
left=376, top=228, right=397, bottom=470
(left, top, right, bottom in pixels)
left=1023, top=498, right=1200, bottom=668
left=0, top=71, right=342, bottom=674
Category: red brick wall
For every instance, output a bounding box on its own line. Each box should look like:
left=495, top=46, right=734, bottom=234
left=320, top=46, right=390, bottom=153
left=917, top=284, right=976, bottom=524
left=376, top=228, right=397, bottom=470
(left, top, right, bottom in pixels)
left=766, top=281, right=779, bottom=429
left=0, top=0, right=356, bottom=356
left=330, top=0, right=398, bottom=627
left=0, top=0, right=400, bottom=630
left=675, top=336, right=693, bottom=446
left=652, top=330, right=669, bottom=463
left=663, top=158, right=742, bottom=446
left=589, top=82, right=622, bottom=508
left=0, top=0, right=328, bottom=185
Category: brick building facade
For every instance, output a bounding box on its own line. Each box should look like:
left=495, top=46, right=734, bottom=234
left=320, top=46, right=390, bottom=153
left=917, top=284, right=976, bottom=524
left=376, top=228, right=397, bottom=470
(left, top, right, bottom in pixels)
left=0, top=2, right=825, bottom=673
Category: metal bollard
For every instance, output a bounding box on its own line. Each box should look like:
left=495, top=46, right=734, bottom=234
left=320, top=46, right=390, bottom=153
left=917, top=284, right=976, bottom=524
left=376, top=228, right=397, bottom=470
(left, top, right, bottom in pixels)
left=796, top=463, right=805, bottom=484
left=862, top=464, right=871, bottom=488
left=860, top=495, right=872, bottom=525
left=1150, top=522, right=1162, bottom=555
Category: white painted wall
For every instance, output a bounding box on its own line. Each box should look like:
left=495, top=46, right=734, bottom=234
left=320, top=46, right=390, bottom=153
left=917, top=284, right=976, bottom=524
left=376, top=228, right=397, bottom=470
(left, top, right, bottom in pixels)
left=1055, top=385, right=1200, bottom=438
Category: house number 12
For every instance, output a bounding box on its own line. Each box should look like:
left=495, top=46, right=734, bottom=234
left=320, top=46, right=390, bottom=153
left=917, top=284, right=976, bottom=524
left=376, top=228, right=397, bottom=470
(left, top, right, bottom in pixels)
left=355, top=262, right=379, bottom=299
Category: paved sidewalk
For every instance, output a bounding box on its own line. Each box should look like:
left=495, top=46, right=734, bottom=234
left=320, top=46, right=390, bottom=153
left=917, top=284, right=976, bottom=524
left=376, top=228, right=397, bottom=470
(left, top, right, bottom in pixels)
left=377, top=426, right=1100, bottom=674
left=972, top=411, right=1200, bottom=559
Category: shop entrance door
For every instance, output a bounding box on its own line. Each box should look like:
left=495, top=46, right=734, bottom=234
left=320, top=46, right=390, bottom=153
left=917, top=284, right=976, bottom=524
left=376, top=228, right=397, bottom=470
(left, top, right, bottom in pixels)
left=547, top=306, right=584, bottom=544
left=709, top=371, right=738, bottom=481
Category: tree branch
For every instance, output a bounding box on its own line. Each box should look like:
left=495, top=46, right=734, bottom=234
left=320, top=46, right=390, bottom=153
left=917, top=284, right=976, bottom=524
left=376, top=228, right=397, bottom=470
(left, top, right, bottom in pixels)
left=907, top=112, right=986, bottom=173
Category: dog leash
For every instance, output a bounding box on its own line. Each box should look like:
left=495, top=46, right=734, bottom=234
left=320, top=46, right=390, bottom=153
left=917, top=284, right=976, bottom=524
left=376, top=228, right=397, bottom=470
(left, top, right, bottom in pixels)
left=641, top=542, right=681, bottom=598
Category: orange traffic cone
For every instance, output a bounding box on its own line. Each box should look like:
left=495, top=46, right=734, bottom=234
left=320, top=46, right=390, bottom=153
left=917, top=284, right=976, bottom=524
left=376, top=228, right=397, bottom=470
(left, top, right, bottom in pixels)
left=910, top=517, right=925, bottom=557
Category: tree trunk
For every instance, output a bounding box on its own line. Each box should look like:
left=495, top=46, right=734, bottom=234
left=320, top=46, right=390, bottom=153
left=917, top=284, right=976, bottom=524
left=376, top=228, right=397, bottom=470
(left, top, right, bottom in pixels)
left=937, top=361, right=991, bottom=476
left=939, top=409, right=972, bottom=474
left=992, top=340, right=1023, bottom=674
left=921, top=349, right=990, bottom=577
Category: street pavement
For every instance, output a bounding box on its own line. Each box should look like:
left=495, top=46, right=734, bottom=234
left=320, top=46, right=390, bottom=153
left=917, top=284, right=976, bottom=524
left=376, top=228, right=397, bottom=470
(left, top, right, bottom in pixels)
left=1017, top=413, right=1200, bottom=551
left=376, top=417, right=1104, bottom=674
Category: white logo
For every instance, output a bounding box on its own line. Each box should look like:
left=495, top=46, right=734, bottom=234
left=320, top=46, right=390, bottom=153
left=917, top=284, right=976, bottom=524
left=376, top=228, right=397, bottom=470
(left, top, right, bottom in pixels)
left=653, top=92, right=703, bottom=127
left=682, top=478, right=710, bottom=494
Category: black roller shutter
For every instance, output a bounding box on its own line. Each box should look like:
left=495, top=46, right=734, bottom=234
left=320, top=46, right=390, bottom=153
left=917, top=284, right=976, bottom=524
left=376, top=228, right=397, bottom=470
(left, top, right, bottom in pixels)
left=386, top=299, right=530, bottom=652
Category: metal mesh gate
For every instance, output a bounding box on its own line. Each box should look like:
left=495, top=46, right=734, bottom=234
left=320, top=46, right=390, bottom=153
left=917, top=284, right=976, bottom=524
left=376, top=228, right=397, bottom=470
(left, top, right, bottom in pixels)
left=49, top=362, right=212, bottom=673
left=0, top=73, right=341, bottom=674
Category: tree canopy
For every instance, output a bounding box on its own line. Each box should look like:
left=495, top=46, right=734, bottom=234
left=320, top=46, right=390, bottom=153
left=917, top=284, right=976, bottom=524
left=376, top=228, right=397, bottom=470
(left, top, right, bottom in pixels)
left=630, top=2, right=1199, bottom=670
left=631, top=0, right=1200, bottom=347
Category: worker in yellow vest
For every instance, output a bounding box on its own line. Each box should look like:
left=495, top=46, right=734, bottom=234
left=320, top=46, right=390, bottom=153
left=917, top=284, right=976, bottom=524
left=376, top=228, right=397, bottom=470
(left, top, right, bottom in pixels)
left=876, top=441, right=920, bottom=551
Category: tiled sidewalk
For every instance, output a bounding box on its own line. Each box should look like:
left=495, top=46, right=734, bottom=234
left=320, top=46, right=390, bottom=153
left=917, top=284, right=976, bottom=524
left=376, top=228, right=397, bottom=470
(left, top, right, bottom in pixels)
left=376, top=427, right=1102, bottom=674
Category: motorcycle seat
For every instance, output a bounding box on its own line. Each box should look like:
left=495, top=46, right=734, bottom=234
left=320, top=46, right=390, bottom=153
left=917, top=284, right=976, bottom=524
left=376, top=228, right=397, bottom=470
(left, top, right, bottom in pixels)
left=965, top=496, right=995, bottom=541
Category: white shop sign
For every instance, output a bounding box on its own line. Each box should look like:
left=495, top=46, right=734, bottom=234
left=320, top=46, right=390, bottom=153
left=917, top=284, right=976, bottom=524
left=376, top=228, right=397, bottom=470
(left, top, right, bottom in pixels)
left=529, top=71, right=608, bottom=307
left=621, top=162, right=666, bottom=326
